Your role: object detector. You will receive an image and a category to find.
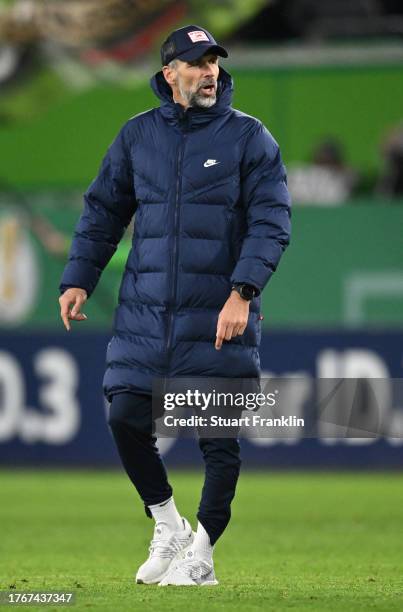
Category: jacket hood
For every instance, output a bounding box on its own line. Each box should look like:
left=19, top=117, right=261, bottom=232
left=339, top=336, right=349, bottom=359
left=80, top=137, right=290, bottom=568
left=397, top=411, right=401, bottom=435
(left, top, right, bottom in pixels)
left=150, top=66, right=234, bottom=128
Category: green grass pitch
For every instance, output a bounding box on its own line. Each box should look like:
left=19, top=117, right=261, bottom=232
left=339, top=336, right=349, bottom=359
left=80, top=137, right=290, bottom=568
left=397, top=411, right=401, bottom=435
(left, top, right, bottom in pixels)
left=1, top=469, right=403, bottom=611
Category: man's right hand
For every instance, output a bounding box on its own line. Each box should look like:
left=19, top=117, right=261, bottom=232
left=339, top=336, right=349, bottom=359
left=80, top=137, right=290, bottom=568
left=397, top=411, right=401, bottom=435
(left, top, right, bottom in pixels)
left=59, top=288, right=88, bottom=331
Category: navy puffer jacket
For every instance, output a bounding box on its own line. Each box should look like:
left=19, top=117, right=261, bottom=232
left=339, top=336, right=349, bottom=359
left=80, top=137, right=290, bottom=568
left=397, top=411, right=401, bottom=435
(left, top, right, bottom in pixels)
left=60, top=67, right=291, bottom=400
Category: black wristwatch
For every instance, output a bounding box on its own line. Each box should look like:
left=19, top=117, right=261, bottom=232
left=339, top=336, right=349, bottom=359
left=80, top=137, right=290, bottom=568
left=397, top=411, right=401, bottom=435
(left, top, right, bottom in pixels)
left=231, top=283, right=258, bottom=301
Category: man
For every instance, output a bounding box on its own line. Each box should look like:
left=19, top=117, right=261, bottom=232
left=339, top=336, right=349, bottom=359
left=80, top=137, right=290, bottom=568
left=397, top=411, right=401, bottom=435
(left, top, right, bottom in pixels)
left=59, top=25, right=291, bottom=586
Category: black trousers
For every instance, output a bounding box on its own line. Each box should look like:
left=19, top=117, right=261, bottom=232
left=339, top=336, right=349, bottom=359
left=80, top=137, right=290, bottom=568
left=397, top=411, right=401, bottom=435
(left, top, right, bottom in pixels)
left=107, top=392, right=241, bottom=545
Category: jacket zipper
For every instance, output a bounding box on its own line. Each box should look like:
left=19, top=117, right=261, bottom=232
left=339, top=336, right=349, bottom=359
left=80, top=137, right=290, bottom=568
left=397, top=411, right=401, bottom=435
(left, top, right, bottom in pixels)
left=165, top=132, right=186, bottom=359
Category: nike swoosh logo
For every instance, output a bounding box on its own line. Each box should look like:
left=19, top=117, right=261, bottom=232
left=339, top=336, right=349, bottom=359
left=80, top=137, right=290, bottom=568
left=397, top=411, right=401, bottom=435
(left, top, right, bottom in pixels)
left=203, top=160, right=220, bottom=168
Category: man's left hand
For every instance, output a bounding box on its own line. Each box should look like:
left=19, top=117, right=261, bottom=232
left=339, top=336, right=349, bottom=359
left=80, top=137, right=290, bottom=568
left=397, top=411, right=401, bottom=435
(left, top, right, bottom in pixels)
left=215, top=290, right=250, bottom=350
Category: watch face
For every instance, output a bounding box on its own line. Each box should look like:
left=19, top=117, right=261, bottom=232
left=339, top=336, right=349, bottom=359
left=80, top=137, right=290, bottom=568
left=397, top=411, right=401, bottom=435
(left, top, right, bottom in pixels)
left=240, top=285, right=254, bottom=300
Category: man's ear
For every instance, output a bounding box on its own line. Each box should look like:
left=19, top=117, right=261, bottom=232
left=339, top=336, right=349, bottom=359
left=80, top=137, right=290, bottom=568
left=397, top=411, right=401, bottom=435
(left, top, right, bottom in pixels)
left=162, top=65, right=176, bottom=87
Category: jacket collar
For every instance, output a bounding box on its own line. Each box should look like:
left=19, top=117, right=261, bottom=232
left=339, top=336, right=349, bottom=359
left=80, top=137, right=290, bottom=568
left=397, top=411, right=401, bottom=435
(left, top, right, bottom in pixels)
left=150, top=66, right=233, bottom=129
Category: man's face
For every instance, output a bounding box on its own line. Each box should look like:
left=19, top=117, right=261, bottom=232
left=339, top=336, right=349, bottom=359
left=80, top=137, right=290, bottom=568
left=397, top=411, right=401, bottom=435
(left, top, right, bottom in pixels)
left=163, top=53, right=220, bottom=109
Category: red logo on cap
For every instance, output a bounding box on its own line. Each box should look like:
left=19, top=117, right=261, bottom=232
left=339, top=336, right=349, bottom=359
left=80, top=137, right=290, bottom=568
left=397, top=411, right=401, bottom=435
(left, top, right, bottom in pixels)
left=188, top=31, right=209, bottom=43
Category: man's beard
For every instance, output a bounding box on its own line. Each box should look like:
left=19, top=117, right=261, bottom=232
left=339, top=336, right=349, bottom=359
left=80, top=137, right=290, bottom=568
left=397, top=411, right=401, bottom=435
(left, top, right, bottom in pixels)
left=178, top=76, right=217, bottom=109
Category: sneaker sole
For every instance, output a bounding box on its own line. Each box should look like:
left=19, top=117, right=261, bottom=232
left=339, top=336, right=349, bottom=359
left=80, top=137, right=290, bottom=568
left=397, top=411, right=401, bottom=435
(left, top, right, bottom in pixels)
left=159, top=579, right=219, bottom=587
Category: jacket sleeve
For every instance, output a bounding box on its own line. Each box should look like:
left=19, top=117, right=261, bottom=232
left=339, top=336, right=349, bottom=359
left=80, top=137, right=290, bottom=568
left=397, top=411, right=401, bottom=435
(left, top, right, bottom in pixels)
left=59, top=124, right=137, bottom=298
left=230, top=121, right=291, bottom=294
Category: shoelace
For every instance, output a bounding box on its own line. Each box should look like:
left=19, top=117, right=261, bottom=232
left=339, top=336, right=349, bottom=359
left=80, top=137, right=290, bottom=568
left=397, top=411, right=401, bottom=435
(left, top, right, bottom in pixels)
left=149, top=535, right=183, bottom=559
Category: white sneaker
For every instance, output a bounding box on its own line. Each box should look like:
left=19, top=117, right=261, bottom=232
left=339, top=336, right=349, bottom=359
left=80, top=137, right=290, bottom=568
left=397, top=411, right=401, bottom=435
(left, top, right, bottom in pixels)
left=135, top=518, right=194, bottom=585
left=158, top=549, right=218, bottom=586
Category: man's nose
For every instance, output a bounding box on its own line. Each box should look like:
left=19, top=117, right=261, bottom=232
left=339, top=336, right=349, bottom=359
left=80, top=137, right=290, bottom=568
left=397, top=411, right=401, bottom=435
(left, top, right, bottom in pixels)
left=201, top=62, right=215, bottom=78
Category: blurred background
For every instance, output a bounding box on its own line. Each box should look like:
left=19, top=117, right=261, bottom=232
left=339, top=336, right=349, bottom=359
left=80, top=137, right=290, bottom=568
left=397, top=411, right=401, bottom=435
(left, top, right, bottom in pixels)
left=0, top=0, right=402, bottom=469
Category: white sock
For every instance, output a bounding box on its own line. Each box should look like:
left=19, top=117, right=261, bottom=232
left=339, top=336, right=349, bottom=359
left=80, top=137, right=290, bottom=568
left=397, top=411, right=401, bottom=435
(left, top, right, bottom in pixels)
left=148, top=497, right=183, bottom=532
left=192, top=522, right=214, bottom=561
